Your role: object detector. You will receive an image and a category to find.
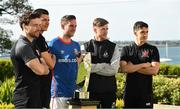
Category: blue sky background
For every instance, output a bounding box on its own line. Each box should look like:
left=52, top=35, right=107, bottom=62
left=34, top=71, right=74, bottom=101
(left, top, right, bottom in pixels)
left=6, top=0, right=180, bottom=41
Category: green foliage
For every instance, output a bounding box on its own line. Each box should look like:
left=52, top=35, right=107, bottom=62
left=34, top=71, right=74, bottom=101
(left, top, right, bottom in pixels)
left=0, top=0, right=33, bottom=16
left=116, top=73, right=125, bottom=99
left=159, top=64, right=170, bottom=75
left=159, top=64, right=180, bottom=76
left=153, top=76, right=180, bottom=105
left=0, top=77, right=14, bottom=104
left=0, top=59, right=14, bottom=82
left=168, top=65, right=180, bottom=76
left=0, top=27, right=13, bottom=49
left=0, top=103, right=14, bottom=109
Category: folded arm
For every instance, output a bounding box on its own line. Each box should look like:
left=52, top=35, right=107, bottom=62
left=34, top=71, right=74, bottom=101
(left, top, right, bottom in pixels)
left=41, top=51, right=56, bottom=70
left=91, top=45, right=120, bottom=76
left=120, top=61, right=151, bottom=73
left=137, top=61, right=160, bottom=75
left=26, top=58, right=49, bottom=75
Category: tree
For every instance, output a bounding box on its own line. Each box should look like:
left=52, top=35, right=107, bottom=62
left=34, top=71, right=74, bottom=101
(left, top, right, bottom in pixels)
left=0, top=0, right=33, bottom=49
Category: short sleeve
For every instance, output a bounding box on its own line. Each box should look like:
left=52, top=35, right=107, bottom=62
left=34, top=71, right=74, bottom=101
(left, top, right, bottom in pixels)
left=120, top=46, right=129, bottom=62
left=48, top=41, right=55, bottom=54
left=152, top=46, right=160, bottom=62
left=18, top=44, right=37, bottom=63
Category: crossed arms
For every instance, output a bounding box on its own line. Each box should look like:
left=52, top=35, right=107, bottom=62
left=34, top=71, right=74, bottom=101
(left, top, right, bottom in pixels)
left=120, top=61, right=160, bottom=75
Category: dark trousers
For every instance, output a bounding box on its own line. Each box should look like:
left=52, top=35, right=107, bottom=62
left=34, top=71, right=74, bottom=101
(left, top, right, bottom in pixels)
left=90, top=92, right=116, bottom=108
left=123, top=95, right=153, bottom=108
left=40, top=72, right=52, bottom=108
left=14, top=87, right=42, bottom=108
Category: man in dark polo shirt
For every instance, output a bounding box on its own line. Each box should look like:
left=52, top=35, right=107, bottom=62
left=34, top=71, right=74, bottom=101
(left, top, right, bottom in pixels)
left=120, top=21, right=160, bottom=108
left=10, top=11, right=49, bottom=108
left=32, top=8, right=55, bottom=108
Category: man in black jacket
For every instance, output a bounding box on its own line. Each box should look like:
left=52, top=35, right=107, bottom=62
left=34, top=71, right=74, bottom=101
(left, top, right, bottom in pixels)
left=82, top=18, right=120, bottom=108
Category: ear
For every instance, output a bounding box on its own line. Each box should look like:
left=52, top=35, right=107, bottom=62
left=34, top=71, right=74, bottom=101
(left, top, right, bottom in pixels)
left=134, top=31, right=137, bottom=36
left=22, top=24, right=27, bottom=30
left=93, top=26, right=96, bottom=33
left=61, top=23, right=64, bottom=29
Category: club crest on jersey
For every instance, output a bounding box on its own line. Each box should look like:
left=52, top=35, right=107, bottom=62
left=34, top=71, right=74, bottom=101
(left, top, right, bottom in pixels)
left=60, top=50, right=64, bottom=54
left=103, top=51, right=109, bottom=58
left=141, top=50, right=149, bottom=58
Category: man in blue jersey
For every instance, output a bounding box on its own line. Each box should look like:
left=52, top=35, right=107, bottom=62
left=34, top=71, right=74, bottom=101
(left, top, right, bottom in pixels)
left=120, top=21, right=160, bottom=108
left=48, top=15, right=81, bottom=109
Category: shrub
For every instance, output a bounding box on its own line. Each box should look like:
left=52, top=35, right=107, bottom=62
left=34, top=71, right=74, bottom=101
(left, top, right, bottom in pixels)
left=0, top=103, right=14, bottom=109
left=153, top=76, right=180, bottom=105
left=158, top=64, right=180, bottom=76
left=158, top=64, right=170, bottom=75
left=0, top=77, right=14, bottom=104
left=0, top=59, right=14, bottom=82
left=168, top=65, right=180, bottom=76
left=116, top=73, right=125, bottom=99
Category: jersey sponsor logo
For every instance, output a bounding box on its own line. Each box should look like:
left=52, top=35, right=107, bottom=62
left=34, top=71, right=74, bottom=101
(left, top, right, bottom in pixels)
left=103, top=51, right=109, bottom=58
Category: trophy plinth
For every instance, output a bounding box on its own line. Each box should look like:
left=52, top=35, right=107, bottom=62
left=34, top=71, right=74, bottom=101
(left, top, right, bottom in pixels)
left=68, top=53, right=99, bottom=108
left=74, top=91, right=89, bottom=100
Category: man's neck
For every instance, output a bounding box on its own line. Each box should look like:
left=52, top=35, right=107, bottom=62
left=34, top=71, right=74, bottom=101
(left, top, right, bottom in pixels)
left=21, top=31, right=33, bottom=42
left=95, top=35, right=106, bottom=41
left=61, top=35, right=71, bottom=43
left=135, top=40, right=145, bottom=46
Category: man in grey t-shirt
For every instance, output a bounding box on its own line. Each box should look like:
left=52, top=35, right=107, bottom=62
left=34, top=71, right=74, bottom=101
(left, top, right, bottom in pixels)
left=10, top=11, right=49, bottom=108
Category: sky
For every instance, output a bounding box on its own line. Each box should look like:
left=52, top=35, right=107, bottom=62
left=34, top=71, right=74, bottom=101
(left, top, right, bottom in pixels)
left=5, top=0, right=180, bottom=41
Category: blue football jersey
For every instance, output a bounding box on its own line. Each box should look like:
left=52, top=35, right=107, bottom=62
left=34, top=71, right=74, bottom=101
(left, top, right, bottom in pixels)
left=48, top=37, right=80, bottom=97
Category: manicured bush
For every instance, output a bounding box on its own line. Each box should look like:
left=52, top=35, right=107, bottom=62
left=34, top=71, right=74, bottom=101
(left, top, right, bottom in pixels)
left=0, top=59, right=14, bottom=82
left=168, top=65, right=180, bottom=76
left=158, top=64, right=170, bottom=75
left=0, top=77, right=14, bottom=104
left=159, top=64, right=180, bottom=76
left=153, top=76, right=180, bottom=105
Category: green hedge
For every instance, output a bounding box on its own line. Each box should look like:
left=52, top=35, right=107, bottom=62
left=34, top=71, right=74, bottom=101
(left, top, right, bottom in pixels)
left=0, top=59, right=13, bottom=83
left=153, top=76, right=180, bottom=105
left=159, top=64, right=180, bottom=76
left=0, top=61, right=180, bottom=105
left=116, top=74, right=180, bottom=105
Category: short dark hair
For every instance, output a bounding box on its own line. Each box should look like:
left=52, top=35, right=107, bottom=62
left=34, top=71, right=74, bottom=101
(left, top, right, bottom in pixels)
left=93, top=18, right=109, bottom=27
left=61, top=15, right=76, bottom=25
left=33, top=8, right=49, bottom=16
left=19, top=11, right=41, bottom=30
left=133, top=21, right=148, bottom=32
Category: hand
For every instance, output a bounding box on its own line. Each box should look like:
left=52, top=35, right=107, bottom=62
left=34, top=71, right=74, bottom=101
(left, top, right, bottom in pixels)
left=142, top=62, right=151, bottom=68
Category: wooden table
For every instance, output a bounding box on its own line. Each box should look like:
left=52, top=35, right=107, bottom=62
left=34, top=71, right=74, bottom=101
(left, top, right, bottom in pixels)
left=67, top=99, right=99, bottom=109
